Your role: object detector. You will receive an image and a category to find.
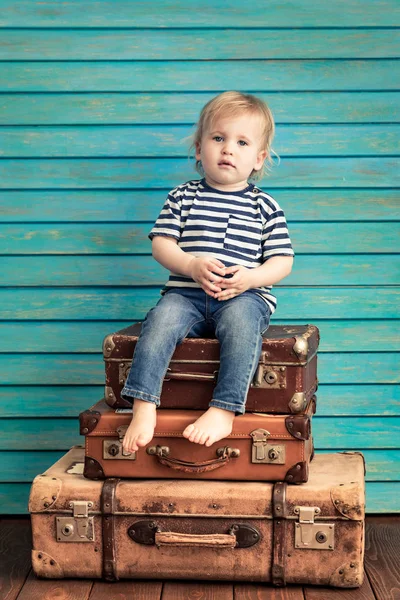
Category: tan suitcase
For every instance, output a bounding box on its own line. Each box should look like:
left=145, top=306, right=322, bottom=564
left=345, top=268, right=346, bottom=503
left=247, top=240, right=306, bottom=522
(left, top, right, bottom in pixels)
left=29, top=446, right=365, bottom=586
left=80, top=398, right=315, bottom=483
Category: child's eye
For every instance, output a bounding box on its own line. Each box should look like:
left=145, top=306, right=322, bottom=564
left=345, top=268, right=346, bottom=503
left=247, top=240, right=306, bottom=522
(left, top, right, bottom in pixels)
left=213, top=136, right=223, bottom=142
left=238, top=140, right=248, bottom=146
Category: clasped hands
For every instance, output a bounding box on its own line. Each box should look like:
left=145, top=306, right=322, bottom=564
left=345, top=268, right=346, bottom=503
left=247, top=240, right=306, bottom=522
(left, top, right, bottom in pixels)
left=189, top=256, right=253, bottom=300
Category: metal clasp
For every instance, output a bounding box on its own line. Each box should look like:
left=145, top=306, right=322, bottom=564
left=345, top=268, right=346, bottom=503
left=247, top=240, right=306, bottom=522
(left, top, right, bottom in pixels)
left=250, top=429, right=285, bottom=464
left=294, top=506, right=334, bottom=550
left=56, top=500, right=94, bottom=543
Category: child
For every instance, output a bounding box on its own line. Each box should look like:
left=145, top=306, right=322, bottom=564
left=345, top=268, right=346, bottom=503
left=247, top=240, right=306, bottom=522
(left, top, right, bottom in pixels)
left=122, top=91, right=294, bottom=454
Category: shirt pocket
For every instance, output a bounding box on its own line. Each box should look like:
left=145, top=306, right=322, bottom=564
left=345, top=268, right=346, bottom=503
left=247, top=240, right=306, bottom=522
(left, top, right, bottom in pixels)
left=223, top=215, right=262, bottom=258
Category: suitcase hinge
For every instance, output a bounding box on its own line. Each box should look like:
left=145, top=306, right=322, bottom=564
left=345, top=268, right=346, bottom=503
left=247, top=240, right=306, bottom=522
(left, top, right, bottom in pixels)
left=250, top=429, right=286, bottom=464
left=56, top=501, right=95, bottom=543
left=294, top=506, right=334, bottom=551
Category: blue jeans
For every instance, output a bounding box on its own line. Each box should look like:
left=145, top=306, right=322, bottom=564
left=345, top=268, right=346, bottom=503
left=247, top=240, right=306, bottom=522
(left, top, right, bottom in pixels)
left=121, top=288, right=271, bottom=414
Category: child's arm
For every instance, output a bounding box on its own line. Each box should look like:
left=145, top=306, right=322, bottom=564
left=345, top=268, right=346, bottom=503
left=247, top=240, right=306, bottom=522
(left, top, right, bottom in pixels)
left=214, top=256, right=293, bottom=301
left=152, top=235, right=226, bottom=297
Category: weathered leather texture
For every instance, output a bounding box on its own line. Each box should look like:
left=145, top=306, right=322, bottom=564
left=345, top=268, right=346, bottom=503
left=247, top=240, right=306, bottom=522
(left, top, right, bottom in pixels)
left=103, top=323, right=319, bottom=412
left=29, top=447, right=365, bottom=586
left=80, top=399, right=315, bottom=482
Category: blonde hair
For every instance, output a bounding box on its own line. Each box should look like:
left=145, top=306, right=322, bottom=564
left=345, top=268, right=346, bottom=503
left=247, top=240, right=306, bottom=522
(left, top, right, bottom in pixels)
left=192, top=91, right=276, bottom=180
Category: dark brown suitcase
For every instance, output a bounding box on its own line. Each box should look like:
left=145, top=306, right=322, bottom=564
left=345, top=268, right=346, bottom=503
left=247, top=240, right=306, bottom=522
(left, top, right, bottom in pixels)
left=30, top=446, right=365, bottom=587
left=103, top=323, right=319, bottom=413
left=80, top=398, right=315, bottom=483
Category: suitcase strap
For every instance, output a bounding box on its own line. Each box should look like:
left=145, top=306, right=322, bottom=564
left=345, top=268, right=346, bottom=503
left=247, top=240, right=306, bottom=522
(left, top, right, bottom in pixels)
left=147, top=445, right=239, bottom=474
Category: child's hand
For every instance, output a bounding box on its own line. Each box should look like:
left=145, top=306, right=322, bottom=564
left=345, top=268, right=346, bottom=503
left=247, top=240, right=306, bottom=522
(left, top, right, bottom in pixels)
left=189, top=257, right=226, bottom=297
left=214, top=265, right=253, bottom=300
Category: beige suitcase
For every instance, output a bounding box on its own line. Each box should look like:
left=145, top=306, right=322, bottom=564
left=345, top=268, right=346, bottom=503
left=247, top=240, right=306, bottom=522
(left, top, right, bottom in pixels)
left=29, top=446, right=365, bottom=587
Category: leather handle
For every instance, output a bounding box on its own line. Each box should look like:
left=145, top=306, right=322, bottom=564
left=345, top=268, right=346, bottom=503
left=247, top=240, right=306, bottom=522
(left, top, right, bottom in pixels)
left=128, top=521, right=260, bottom=549
left=147, top=445, right=239, bottom=474
left=164, top=369, right=217, bottom=383
left=155, top=531, right=236, bottom=548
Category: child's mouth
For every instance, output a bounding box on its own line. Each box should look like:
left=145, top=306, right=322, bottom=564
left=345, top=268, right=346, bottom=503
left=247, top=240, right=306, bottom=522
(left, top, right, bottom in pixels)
left=218, top=161, right=235, bottom=168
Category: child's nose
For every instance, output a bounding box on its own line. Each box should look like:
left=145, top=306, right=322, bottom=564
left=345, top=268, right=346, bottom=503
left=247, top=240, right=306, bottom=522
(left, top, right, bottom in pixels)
left=222, top=142, right=234, bottom=154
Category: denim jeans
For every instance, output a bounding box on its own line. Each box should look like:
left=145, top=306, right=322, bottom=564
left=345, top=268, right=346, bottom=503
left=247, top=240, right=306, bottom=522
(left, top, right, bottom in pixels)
left=121, top=288, right=271, bottom=414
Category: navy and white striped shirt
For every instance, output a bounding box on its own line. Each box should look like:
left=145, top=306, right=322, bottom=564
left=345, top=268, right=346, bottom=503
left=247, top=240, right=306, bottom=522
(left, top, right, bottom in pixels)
left=149, top=179, right=294, bottom=313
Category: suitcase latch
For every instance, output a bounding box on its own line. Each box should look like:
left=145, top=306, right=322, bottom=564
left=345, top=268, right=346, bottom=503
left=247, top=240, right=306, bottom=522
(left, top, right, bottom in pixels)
left=103, top=425, right=137, bottom=460
left=56, top=501, right=95, bottom=543
left=294, top=506, right=334, bottom=550
left=252, top=355, right=287, bottom=389
left=250, top=429, right=286, bottom=464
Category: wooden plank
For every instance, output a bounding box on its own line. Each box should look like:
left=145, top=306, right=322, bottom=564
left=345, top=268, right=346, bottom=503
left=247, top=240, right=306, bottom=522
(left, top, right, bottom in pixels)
left=16, top=570, right=92, bottom=600
left=0, top=92, right=397, bottom=125
left=2, top=320, right=398, bottom=353
left=1, top=255, right=399, bottom=286
left=1, top=61, right=399, bottom=93
left=0, top=158, right=398, bottom=189
left=0, top=452, right=65, bottom=481
left=2, top=223, right=398, bottom=254
left=0, top=416, right=399, bottom=450
left=2, top=124, right=399, bottom=157
left=0, top=387, right=104, bottom=417
left=2, top=450, right=398, bottom=482
left=0, top=0, right=398, bottom=27
left=0, top=384, right=398, bottom=418
left=0, top=484, right=31, bottom=514
left=364, top=516, right=400, bottom=599
left=0, top=518, right=32, bottom=600
left=234, top=585, right=304, bottom=599
left=1, top=352, right=399, bottom=385
left=0, top=483, right=398, bottom=515
left=89, top=580, right=162, bottom=599
left=2, top=29, right=399, bottom=60
left=1, top=189, right=398, bottom=222
left=0, top=288, right=397, bottom=320
left=304, top=577, right=376, bottom=599
left=162, top=581, right=233, bottom=600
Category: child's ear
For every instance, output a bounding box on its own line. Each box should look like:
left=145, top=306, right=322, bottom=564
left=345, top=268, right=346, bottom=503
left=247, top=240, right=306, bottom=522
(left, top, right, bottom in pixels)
left=255, top=149, right=267, bottom=170
left=195, top=142, right=202, bottom=161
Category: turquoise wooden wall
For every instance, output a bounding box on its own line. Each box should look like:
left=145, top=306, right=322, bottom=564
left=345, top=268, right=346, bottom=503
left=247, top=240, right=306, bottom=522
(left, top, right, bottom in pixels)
left=0, top=0, right=399, bottom=514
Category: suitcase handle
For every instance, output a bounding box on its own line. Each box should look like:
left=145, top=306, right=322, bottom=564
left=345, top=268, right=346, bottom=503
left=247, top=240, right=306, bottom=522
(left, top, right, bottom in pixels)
left=128, top=521, right=260, bottom=548
left=155, top=531, right=236, bottom=547
left=164, top=368, right=217, bottom=383
left=146, top=445, right=239, bottom=474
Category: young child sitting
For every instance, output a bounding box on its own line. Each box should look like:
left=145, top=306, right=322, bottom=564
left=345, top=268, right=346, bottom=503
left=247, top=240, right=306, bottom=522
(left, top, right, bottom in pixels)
left=122, top=91, right=294, bottom=454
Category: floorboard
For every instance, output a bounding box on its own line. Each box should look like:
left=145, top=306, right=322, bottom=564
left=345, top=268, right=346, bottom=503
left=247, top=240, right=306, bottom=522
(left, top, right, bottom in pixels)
left=89, top=580, right=163, bottom=600
left=0, top=518, right=31, bottom=600
left=234, top=584, right=305, bottom=599
left=364, top=516, right=400, bottom=600
left=15, top=570, right=93, bottom=600
left=304, top=575, right=376, bottom=600
left=162, top=581, right=234, bottom=599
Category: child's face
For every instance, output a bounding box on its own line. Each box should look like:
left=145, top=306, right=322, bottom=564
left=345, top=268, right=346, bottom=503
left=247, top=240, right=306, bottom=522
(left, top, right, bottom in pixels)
left=195, top=112, right=267, bottom=192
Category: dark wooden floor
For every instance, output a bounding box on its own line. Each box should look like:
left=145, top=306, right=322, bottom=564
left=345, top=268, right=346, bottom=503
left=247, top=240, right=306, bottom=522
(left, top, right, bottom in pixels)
left=1, top=516, right=399, bottom=600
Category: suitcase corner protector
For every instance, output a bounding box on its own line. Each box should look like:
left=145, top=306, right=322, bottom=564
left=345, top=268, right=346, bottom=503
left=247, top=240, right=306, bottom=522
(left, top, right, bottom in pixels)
left=84, top=456, right=105, bottom=480
left=102, top=334, right=116, bottom=358
left=32, top=549, right=64, bottom=578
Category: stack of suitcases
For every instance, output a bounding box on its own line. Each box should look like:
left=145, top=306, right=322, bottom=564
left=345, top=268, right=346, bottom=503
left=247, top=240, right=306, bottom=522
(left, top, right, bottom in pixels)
left=29, top=323, right=366, bottom=588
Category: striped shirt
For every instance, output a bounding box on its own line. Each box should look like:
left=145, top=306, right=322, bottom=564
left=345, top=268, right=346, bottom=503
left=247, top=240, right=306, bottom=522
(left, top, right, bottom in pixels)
left=149, top=179, right=294, bottom=313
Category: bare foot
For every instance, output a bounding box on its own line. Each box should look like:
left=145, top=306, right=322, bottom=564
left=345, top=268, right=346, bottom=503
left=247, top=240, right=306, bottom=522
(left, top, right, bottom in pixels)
left=122, top=399, right=157, bottom=453
left=182, top=407, right=235, bottom=447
